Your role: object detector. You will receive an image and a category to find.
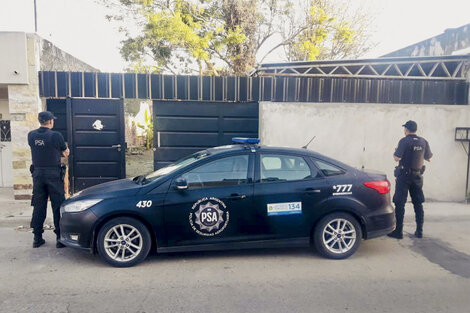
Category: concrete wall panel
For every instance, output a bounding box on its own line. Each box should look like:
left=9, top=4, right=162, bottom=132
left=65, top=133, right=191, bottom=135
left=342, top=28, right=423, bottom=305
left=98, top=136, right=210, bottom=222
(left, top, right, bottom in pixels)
left=0, top=32, right=28, bottom=84
left=260, top=102, right=470, bottom=202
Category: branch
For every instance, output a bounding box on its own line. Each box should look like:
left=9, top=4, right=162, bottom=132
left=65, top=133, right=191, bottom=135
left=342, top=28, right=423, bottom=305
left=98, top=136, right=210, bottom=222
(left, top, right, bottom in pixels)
left=209, top=47, right=232, bottom=68
left=258, top=25, right=309, bottom=64
left=256, top=32, right=275, bottom=51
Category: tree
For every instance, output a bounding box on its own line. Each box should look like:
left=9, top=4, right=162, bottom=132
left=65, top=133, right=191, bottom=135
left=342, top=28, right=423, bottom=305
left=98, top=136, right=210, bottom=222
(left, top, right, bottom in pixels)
left=136, top=107, right=153, bottom=150
left=281, top=0, right=373, bottom=61
left=101, top=0, right=374, bottom=75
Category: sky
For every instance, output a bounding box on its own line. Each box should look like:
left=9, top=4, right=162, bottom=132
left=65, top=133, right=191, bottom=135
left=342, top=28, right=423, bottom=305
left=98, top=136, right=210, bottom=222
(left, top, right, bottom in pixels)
left=0, top=0, right=469, bottom=72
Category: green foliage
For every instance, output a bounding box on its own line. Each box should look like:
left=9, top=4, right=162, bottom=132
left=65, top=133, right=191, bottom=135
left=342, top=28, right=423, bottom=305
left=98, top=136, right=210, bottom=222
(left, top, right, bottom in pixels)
left=101, top=0, right=374, bottom=74
left=136, top=107, right=153, bottom=150
left=284, top=0, right=370, bottom=61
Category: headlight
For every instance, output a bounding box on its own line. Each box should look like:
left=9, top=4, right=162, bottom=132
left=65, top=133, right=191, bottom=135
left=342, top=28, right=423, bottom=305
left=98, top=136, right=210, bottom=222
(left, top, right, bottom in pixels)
left=70, top=190, right=83, bottom=199
left=63, top=199, right=102, bottom=213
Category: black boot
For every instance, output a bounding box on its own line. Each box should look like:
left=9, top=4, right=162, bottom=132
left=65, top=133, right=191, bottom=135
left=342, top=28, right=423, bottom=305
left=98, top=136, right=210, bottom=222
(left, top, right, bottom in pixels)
left=56, top=234, right=66, bottom=248
left=415, top=224, right=423, bottom=238
left=387, top=225, right=403, bottom=239
left=33, top=235, right=45, bottom=248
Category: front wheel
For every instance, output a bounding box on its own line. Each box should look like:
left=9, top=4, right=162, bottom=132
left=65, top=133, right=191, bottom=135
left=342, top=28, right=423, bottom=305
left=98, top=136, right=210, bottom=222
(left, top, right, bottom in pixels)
left=313, top=212, right=362, bottom=259
left=97, top=217, right=151, bottom=267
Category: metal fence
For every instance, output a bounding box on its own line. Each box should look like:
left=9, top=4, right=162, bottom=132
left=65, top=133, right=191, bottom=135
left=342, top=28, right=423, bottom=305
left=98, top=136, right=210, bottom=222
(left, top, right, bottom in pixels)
left=39, top=55, right=469, bottom=105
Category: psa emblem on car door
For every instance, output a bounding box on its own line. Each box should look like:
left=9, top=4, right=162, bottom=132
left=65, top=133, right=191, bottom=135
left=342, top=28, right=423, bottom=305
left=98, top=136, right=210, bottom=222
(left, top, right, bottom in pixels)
left=189, top=197, right=229, bottom=236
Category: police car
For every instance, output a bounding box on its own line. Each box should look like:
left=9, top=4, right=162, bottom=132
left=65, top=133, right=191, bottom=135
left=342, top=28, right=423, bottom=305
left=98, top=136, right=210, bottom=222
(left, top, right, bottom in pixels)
left=59, top=138, right=395, bottom=267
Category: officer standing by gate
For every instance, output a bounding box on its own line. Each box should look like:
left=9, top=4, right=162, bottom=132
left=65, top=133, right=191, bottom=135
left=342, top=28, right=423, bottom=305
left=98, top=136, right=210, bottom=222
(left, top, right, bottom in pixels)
left=388, top=120, right=432, bottom=239
left=28, top=111, right=70, bottom=248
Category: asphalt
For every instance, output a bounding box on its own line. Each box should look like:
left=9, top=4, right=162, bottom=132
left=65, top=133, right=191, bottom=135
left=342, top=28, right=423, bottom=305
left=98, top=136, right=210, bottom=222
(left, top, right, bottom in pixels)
left=1, top=188, right=470, bottom=313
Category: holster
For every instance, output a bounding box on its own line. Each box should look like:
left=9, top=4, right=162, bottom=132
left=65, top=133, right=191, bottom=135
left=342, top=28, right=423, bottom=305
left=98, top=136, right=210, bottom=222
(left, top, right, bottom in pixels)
left=420, top=165, right=426, bottom=175
left=29, top=164, right=34, bottom=175
left=394, top=166, right=403, bottom=178
left=60, top=164, right=66, bottom=182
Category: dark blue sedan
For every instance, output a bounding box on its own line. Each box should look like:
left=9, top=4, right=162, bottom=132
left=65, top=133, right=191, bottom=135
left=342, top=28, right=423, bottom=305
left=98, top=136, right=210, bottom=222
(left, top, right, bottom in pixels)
left=59, top=138, right=395, bottom=267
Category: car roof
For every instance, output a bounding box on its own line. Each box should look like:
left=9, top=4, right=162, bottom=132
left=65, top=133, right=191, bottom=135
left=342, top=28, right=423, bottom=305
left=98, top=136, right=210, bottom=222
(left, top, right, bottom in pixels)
left=207, top=144, right=324, bottom=159
left=206, top=144, right=355, bottom=171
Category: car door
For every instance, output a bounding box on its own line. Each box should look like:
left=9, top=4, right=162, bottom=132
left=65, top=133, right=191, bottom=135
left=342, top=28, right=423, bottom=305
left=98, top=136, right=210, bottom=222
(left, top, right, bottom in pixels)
left=163, top=153, right=254, bottom=247
left=252, top=153, right=331, bottom=240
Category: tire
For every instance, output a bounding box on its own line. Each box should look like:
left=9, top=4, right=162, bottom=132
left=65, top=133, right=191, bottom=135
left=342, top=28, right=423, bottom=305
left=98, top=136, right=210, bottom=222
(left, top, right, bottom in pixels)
left=313, top=212, right=362, bottom=259
left=97, top=217, right=151, bottom=267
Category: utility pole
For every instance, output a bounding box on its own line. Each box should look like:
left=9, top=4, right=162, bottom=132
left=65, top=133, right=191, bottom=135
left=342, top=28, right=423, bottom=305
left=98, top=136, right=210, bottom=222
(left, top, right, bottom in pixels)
left=34, top=0, right=38, bottom=33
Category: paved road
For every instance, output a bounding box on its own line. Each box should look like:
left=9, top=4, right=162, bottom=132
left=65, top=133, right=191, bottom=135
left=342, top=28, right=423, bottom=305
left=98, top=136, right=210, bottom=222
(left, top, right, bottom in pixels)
left=1, top=202, right=470, bottom=313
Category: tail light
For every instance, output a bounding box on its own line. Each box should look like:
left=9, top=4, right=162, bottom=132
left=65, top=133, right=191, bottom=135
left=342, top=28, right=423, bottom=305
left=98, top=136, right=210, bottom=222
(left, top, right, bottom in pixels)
left=363, top=180, right=391, bottom=194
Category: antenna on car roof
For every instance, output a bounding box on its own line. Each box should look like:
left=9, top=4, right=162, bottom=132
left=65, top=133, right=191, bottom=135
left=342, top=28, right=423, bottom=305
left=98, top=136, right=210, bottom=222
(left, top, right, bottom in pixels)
left=302, top=136, right=316, bottom=149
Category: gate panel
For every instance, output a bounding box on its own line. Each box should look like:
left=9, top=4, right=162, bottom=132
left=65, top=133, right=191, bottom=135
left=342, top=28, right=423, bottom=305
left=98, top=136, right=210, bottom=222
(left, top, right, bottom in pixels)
left=46, top=99, right=67, bottom=140
left=68, top=98, right=126, bottom=192
left=153, top=101, right=259, bottom=169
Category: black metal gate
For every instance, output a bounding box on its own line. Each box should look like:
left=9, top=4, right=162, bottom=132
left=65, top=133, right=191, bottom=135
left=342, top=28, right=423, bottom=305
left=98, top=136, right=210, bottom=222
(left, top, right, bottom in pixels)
left=47, top=98, right=126, bottom=192
left=153, top=101, right=259, bottom=169
left=46, top=99, right=68, bottom=140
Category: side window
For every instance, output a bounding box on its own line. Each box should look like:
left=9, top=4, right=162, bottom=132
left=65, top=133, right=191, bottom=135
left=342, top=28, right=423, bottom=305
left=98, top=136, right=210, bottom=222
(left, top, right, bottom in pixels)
left=260, top=154, right=312, bottom=182
left=181, top=155, right=249, bottom=188
left=314, top=159, right=345, bottom=177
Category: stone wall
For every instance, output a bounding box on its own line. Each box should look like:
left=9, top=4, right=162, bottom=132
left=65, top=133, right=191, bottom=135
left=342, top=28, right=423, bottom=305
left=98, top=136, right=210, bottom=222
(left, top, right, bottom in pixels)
left=7, top=33, right=98, bottom=200
left=9, top=34, right=42, bottom=199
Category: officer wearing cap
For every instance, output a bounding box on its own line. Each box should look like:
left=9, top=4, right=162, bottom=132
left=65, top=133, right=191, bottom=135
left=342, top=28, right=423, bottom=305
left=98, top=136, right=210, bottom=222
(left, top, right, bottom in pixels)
left=28, top=111, right=70, bottom=248
left=388, top=120, right=432, bottom=239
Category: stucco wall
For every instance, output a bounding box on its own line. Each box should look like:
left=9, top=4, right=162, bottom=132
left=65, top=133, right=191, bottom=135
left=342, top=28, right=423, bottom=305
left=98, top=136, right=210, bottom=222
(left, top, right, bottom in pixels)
left=383, top=24, right=470, bottom=57
left=259, top=101, right=470, bottom=202
left=36, top=36, right=99, bottom=72
left=0, top=99, right=13, bottom=187
left=0, top=32, right=28, bottom=84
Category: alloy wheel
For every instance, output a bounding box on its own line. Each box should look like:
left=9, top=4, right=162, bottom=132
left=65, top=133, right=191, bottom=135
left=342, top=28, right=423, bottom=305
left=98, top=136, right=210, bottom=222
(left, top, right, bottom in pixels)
left=322, top=218, right=357, bottom=254
left=103, top=224, right=143, bottom=263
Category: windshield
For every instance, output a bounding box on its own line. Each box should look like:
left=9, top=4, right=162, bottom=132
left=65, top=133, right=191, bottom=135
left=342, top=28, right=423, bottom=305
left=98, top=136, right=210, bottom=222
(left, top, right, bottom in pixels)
left=143, top=151, right=211, bottom=184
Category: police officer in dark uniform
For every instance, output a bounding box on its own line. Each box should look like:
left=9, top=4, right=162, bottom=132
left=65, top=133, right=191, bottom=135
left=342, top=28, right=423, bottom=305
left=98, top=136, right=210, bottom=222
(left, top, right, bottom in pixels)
left=28, top=111, right=70, bottom=248
left=388, top=120, right=432, bottom=239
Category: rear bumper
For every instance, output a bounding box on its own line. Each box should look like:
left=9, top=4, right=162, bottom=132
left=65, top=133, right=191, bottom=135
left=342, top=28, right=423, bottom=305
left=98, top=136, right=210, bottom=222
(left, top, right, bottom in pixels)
left=364, top=204, right=396, bottom=239
left=366, top=224, right=395, bottom=239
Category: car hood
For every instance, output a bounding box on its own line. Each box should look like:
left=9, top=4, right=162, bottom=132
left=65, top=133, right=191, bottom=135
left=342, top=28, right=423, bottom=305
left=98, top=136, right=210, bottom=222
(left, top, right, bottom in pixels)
left=70, top=178, right=141, bottom=200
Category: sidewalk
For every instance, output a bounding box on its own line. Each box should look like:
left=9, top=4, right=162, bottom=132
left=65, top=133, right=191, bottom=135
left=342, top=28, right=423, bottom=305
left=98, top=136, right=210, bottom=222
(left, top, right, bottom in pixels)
left=0, top=188, right=45, bottom=229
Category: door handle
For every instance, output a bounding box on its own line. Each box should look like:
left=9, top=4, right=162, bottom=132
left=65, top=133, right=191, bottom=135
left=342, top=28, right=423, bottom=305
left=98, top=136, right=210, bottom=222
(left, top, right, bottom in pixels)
left=305, top=188, right=321, bottom=193
left=112, top=144, right=122, bottom=152
left=227, top=193, right=246, bottom=200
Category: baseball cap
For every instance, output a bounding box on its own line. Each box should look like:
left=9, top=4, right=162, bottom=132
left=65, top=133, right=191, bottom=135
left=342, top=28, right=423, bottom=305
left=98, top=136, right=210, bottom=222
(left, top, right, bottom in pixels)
left=402, top=120, right=417, bottom=132
left=38, top=111, right=57, bottom=124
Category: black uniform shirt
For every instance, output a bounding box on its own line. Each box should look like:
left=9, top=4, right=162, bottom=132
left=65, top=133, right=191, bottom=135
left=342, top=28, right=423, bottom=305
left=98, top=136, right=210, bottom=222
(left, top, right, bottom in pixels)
left=28, top=127, right=67, bottom=167
left=394, top=134, right=432, bottom=170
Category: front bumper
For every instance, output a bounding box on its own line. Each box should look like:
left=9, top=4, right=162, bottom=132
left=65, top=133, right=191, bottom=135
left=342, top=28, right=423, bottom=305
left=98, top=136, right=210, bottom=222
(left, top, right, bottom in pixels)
left=59, top=208, right=98, bottom=251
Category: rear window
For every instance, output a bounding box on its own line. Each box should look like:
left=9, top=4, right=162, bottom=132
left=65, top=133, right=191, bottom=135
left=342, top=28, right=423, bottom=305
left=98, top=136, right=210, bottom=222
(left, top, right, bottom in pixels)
left=260, top=154, right=312, bottom=182
left=313, top=159, right=345, bottom=177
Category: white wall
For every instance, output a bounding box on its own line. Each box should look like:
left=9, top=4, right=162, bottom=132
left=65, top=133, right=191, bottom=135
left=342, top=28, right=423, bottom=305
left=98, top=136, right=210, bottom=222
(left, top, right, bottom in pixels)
left=0, top=32, right=28, bottom=85
left=259, top=102, right=470, bottom=202
left=0, top=99, right=13, bottom=187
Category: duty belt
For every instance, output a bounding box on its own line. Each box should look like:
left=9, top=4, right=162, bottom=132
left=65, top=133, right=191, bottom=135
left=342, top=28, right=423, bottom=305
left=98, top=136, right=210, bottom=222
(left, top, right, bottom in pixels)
left=34, top=166, right=61, bottom=170
left=403, top=168, right=421, bottom=174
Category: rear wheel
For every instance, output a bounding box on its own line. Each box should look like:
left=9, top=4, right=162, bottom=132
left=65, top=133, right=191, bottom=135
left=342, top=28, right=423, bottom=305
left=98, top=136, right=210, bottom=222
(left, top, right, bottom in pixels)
left=97, top=217, right=151, bottom=267
left=313, top=212, right=362, bottom=259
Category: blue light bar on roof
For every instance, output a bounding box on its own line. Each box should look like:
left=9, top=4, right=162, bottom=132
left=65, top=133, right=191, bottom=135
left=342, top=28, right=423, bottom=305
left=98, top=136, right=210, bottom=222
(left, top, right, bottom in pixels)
left=232, top=137, right=260, bottom=144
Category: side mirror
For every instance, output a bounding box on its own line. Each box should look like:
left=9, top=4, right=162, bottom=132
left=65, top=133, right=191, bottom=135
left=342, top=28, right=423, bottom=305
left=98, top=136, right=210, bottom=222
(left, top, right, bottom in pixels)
left=174, top=177, right=188, bottom=190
